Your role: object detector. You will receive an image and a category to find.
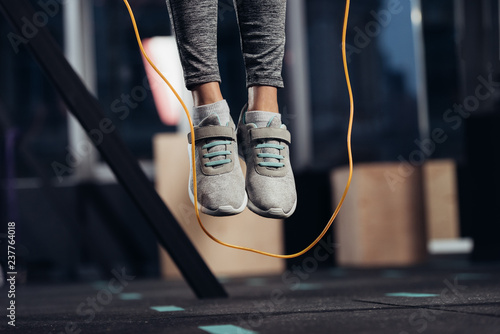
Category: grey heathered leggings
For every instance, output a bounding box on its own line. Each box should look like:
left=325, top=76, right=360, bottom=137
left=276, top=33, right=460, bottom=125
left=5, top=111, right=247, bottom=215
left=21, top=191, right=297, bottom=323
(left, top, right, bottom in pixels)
left=166, top=0, right=287, bottom=90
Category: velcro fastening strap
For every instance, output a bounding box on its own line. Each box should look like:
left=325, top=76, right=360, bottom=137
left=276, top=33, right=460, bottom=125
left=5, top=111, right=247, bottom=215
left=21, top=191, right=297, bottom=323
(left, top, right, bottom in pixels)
left=249, top=127, right=291, bottom=145
left=187, top=126, right=235, bottom=144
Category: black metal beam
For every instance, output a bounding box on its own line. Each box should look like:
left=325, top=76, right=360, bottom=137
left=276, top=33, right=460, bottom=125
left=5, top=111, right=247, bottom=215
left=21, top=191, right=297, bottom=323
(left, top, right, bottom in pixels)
left=0, top=0, right=227, bottom=298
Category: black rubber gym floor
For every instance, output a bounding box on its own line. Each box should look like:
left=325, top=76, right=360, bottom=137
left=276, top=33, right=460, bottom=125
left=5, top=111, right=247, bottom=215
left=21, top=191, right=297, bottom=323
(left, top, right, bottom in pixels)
left=2, top=260, right=500, bottom=334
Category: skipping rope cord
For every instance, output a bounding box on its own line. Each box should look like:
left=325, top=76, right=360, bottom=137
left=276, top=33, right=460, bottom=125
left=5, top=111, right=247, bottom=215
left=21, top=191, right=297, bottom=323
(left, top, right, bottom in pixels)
left=122, top=0, right=354, bottom=259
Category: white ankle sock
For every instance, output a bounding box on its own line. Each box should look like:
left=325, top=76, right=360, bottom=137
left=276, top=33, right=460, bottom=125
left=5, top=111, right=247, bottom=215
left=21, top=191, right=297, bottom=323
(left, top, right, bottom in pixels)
left=245, top=110, right=281, bottom=128
left=192, top=100, right=230, bottom=126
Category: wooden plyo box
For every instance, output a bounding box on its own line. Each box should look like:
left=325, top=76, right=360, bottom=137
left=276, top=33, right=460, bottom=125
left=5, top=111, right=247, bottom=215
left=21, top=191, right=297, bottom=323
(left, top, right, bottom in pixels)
left=153, top=133, right=285, bottom=279
left=331, top=162, right=427, bottom=267
left=423, top=159, right=460, bottom=240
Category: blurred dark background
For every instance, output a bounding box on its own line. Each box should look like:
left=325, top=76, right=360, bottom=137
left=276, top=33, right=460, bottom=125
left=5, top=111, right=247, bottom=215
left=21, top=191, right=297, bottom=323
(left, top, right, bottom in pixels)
left=1, top=0, right=499, bottom=283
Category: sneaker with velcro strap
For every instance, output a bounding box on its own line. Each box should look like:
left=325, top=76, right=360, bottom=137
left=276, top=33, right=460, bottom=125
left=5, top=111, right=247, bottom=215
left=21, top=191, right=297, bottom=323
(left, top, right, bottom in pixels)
left=187, top=113, right=247, bottom=216
left=237, top=107, right=297, bottom=218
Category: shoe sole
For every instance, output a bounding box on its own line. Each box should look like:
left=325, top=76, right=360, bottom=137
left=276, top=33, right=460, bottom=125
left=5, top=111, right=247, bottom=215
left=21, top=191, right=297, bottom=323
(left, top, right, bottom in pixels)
left=188, top=188, right=248, bottom=216
left=247, top=197, right=297, bottom=219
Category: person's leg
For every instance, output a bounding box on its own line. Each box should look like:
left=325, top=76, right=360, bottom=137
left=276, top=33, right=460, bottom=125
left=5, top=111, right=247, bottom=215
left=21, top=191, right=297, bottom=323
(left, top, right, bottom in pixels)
left=248, top=86, right=279, bottom=114
left=166, top=0, right=220, bottom=93
left=233, top=0, right=286, bottom=113
left=192, top=82, right=223, bottom=107
left=166, top=0, right=227, bottom=120
left=166, top=0, right=247, bottom=216
left=234, top=0, right=297, bottom=218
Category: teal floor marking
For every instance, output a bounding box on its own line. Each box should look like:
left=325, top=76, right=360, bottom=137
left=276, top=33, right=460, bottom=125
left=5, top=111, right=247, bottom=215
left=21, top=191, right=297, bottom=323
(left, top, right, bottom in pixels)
left=294, top=283, right=323, bottom=291
left=386, top=292, right=439, bottom=298
left=246, top=277, right=267, bottom=286
left=150, top=305, right=184, bottom=312
left=199, top=325, right=257, bottom=334
left=217, top=276, right=231, bottom=284
left=455, top=273, right=491, bottom=280
left=90, top=280, right=108, bottom=290
left=381, top=270, right=406, bottom=278
left=329, top=268, right=347, bottom=277
left=119, top=293, right=142, bottom=300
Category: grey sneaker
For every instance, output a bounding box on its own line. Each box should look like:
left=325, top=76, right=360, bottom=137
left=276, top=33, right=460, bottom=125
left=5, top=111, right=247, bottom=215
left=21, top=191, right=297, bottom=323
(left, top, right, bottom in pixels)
left=188, top=113, right=247, bottom=216
left=237, top=107, right=297, bottom=218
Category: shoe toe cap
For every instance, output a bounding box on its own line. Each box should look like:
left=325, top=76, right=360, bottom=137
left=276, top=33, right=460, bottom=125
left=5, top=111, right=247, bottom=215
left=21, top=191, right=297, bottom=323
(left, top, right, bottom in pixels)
left=247, top=174, right=297, bottom=214
left=198, top=172, right=246, bottom=212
